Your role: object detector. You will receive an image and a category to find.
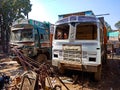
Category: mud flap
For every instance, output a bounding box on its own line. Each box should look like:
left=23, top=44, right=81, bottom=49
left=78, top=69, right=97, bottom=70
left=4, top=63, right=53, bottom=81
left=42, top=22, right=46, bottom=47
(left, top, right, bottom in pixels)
left=58, top=62, right=65, bottom=74
left=94, top=65, right=102, bottom=81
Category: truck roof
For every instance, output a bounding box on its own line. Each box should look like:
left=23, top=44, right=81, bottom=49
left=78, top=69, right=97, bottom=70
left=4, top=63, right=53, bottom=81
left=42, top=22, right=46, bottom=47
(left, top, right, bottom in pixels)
left=58, top=10, right=95, bottom=19
left=12, top=19, right=50, bottom=30
left=56, top=15, right=98, bottom=25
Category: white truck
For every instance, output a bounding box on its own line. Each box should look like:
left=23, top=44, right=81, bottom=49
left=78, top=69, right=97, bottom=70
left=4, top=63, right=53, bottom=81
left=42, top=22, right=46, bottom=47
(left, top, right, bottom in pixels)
left=52, top=11, right=107, bottom=81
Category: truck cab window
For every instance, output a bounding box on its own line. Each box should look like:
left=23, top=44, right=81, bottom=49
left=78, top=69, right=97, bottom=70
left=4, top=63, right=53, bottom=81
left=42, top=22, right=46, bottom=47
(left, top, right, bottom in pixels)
left=21, top=29, right=33, bottom=41
left=55, top=24, right=69, bottom=40
left=12, top=30, right=21, bottom=41
left=76, top=23, right=97, bottom=40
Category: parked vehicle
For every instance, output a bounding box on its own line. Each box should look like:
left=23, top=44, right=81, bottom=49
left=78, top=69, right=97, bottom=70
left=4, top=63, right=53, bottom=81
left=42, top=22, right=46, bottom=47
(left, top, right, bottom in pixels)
left=10, top=19, right=52, bottom=62
left=52, top=11, right=107, bottom=80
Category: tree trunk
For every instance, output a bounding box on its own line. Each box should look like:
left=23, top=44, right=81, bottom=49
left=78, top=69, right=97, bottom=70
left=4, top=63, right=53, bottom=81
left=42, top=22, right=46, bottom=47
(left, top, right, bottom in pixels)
left=0, top=16, right=4, bottom=53
left=1, top=24, right=10, bottom=54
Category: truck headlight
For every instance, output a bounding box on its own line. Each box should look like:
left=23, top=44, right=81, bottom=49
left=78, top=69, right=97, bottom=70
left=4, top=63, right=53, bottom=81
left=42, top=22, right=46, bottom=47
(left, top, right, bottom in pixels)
left=53, top=50, right=63, bottom=59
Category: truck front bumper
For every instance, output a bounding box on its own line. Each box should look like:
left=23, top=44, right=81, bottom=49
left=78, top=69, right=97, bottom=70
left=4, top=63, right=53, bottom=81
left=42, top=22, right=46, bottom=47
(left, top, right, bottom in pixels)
left=52, top=59, right=101, bottom=73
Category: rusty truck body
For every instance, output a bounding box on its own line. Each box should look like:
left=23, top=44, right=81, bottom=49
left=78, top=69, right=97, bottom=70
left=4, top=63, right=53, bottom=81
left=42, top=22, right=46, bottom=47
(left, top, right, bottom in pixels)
left=10, top=19, right=52, bottom=62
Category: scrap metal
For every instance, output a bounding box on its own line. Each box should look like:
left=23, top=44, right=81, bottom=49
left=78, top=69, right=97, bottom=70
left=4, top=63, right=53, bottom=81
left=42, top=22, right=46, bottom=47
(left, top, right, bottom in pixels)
left=11, top=47, right=70, bottom=90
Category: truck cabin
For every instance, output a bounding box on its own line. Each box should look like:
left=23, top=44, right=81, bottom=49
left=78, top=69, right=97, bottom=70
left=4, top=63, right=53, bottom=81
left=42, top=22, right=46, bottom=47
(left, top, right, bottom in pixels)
left=54, top=23, right=97, bottom=40
left=10, top=20, right=52, bottom=59
left=11, top=23, right=50, bottom=47
left=54, top=16, right=98, bottom=41
left=11, top=24, right=34, bottom=43
left=52, top=12, right=107, bottom=81
left=52, top=15, right=106, bottom=67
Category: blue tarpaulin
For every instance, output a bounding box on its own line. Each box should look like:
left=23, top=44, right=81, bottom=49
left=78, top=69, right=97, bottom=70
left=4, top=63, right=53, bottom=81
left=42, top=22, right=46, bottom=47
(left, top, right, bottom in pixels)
left=107, top=31, right=119, bottom=37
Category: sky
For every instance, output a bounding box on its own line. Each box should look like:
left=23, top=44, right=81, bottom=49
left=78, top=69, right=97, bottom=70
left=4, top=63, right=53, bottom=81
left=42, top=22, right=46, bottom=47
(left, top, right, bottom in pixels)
left=29, top=0, right=120, bottom=30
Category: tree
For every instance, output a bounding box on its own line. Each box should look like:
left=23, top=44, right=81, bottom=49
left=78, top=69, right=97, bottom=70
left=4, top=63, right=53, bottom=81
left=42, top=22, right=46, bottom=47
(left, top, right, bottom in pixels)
left=0, top=0, right=32, bottom=53
left=105, top=21, right=112, bottom=32
left=115, top=21, right=120, bottom=29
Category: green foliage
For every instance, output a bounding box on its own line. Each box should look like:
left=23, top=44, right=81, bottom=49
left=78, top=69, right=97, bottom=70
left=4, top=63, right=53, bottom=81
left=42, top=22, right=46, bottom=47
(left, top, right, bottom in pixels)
left=43, top=21, right=51, bottom=29
left=0, top=0, right=32, bottom=53
left=115, top=21, right=120, bottom=29
left=0, top=0, right=32, bottom=26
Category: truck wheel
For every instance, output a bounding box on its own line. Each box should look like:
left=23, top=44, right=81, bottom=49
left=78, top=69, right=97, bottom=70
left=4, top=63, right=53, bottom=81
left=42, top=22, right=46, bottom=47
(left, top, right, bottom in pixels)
left=94, top=66, right=101, bottom=81
left=36, top=54, right=47, bottom=63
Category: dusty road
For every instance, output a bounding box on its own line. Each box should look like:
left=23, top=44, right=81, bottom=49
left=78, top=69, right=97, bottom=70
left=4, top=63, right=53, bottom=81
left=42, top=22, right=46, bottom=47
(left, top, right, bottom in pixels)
left=0, top=56, right=120, bottom=90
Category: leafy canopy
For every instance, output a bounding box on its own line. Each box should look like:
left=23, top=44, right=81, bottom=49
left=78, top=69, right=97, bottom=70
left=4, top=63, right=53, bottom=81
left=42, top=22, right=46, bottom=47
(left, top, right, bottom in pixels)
left=0, top=0, right=32, bottom=53
left=115, top=21, right=120, bottom=29
left=0, top=0, right=32, bottom=25
left=105, top=21, right=112, bottom=32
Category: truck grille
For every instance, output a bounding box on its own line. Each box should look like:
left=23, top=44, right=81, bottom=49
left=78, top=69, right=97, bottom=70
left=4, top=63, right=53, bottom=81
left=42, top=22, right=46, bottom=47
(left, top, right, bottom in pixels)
left=63, top=45, right=82, bottom=63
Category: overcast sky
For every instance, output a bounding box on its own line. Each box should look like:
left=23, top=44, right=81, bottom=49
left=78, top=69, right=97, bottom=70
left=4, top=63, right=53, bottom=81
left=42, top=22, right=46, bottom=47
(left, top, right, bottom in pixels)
left=29, top=0, right=120, bottom=30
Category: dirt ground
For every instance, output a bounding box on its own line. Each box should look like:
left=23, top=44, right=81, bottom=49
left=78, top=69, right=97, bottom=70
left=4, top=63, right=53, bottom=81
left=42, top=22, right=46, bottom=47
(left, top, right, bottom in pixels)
left=90, top=57, right=120, bottom=90
left=0, top=56, right=120, bottom=90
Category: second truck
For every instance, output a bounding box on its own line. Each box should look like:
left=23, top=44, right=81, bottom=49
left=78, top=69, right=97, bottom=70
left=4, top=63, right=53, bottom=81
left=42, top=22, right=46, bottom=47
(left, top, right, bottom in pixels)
left=10, top=19, right=52, bottom=62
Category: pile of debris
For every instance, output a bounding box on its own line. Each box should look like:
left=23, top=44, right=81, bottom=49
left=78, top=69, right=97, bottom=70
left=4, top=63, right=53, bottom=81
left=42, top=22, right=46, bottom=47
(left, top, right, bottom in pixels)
left=0, top=48, right=84, bottom=90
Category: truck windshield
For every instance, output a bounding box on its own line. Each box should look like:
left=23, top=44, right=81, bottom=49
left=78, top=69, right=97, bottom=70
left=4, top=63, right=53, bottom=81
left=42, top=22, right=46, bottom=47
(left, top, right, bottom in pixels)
left=11, top=29, right=33, bottom=41
left=55, top=24, right=69, bottom=40
left=76, top=23, right=97, bottom=40
left=21, top=29, right=33, bottom=41
left=11, top=30, right=20, bottom=41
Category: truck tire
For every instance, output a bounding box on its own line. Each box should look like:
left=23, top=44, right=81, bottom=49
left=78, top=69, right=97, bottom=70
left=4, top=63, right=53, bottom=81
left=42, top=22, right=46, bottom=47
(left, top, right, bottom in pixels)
left=94, top=66, right=101, bottom=81
left=36, top=54, right=47, bottom=63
